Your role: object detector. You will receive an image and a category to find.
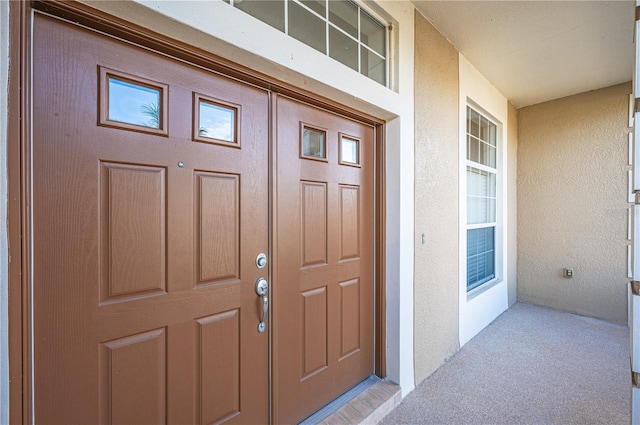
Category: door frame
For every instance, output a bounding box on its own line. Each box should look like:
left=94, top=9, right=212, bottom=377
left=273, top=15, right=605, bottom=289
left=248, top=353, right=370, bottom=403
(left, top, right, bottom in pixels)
left=7, top=1, right=387, bottom=422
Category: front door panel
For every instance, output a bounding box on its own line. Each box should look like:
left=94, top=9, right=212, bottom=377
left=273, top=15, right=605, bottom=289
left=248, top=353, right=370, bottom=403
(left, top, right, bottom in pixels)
left=274, top=96, right=375, bottom=423
left=32, top=14, right=268, bottom=424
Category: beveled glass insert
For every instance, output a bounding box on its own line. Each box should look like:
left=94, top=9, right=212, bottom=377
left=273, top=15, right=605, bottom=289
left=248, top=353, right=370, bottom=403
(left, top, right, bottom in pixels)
left=302, top=127, right=326, bottom=159
left=340, top=136, right=359, bottom=165
left=108, top=77, right=161, bottom=129
left=199, top=101, right=236, bottom=143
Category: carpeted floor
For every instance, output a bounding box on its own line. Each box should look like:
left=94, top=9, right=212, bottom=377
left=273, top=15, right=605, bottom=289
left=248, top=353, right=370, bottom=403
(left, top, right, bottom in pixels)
left=380, top=302, right=629, bottom=425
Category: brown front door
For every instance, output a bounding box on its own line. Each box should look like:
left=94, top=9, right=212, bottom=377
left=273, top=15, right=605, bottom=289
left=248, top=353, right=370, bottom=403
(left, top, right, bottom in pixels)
left=274, top=95, right=375, bottom=423
left=32, top=14, right=269, bottom=424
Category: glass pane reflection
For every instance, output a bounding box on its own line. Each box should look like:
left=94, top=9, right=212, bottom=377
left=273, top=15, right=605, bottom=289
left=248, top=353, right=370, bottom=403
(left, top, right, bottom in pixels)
left=289, top=1, right=326, bottom=54
left=108, top=78, right=161, bottom=129
left=302, top=127, right=326, bottom=159
left=341, top=136, right=359, bottom=164
left=199, top=101, right=236, bottom=143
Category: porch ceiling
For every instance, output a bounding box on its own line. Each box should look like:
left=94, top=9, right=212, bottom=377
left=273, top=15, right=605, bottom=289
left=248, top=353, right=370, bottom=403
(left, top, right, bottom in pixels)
left=412, top=1, right=634, bottom=108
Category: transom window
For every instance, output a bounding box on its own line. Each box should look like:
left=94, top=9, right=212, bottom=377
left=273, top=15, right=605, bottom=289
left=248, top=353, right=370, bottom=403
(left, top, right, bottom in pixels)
left=466, top=106, right=498, bottom=292
left=224, top=0, right=387, bottom=86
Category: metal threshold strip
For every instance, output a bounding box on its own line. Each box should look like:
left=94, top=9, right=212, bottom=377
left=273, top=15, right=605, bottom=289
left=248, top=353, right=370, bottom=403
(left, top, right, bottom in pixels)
left=299, top=375, right=401, bottom=425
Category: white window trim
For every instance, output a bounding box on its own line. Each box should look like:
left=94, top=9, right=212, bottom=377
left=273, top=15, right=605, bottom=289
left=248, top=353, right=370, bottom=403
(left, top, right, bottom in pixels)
left=458, top=54, right=509, bottom=347
left=465, top=106, right=500, bottom=293
left=227, top=0, right=390, bottom=86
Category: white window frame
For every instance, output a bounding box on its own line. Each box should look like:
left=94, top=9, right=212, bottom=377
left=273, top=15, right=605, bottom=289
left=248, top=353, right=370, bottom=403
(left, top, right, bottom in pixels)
left=226, top=0, right=389, bottom=86
left=465, top=105, right=499, bottom=293
left=458, top=53, right=509, bottom=347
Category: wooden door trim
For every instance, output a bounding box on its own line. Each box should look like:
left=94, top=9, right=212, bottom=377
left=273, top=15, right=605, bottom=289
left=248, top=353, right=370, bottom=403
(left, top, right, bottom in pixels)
left=31, top=0, right=385, bottom=128
left=375, top=124, right=386, bottom=379
left=8, top=1, right=30, bottom=423
left=12, top=2, right=388, bottom=422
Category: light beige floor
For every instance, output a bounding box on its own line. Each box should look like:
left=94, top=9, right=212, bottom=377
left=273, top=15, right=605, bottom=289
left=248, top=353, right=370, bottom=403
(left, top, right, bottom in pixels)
left=380, top=302, right=629, bottom=425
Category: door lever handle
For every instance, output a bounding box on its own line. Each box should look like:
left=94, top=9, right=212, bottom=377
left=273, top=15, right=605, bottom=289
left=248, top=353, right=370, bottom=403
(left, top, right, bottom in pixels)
left=256, top=277, right=269, bottom=333
left=258, top=296, right=268, bottom=333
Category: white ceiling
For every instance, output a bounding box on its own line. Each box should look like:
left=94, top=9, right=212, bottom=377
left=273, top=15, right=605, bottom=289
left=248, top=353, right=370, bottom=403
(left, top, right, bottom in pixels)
left=411, top=1, right=635, bottom=108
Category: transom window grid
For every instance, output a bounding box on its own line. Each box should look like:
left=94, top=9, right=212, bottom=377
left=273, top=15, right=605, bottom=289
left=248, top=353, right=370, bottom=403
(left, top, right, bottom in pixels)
left=225, top=0, right=387, bottom=86
left=466, top=106, right=498, bottom=292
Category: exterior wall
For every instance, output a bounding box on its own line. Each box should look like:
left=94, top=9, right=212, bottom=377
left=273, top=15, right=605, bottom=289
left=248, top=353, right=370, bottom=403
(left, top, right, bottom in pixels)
left=413, top=13, right=517, bottom=382
left=507, top=103, right=518, bottom=306
left=413, top=12, right=460, bottom=384
left=518, top=82, right=631, bottom=324
left=79, top=0, right=417, bottom=393
left=458, top=56, right=510, bottom=345
left=1, top=0, right=10, bottom=421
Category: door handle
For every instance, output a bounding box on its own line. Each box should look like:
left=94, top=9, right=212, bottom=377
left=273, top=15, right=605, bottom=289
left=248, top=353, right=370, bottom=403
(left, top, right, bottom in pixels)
left=256, top=277, right=269, bottom=333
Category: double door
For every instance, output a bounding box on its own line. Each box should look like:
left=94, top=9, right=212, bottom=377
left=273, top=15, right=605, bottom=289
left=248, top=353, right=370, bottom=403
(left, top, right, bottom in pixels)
left=31, top=13, right=374, bottom=424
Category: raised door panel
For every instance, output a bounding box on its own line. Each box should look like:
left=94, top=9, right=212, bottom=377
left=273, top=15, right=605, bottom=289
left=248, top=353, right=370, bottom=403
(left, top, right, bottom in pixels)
left=301, top=287, right=329, bottom=379
left=100, top=162, right=167, bottom=303
left=100, top=329, right=167, bottom=424
left=301, top=181, right=328, bottom=267
left=197, top=310, right=241, bottom=424
left=195, top=172, right=241, bottom=286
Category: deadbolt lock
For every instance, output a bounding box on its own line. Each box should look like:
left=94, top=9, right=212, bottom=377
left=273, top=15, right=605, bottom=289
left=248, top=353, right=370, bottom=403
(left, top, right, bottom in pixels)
left=256, top=253, right=267, bottom=269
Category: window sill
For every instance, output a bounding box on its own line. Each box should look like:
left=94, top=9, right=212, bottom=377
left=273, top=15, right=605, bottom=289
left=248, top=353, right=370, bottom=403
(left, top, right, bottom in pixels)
left=466, top=278, right=502, bottom=302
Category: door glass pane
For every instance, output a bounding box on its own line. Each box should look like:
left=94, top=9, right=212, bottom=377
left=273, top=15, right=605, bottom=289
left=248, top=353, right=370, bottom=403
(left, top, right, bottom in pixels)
left=199, top=101, right=236, bottom=143
left=360, top=9, right=385, bottom=56
left=329, top=26, right=358, bottom=72
left=329, top=0, right=358, bottom=38
left=108, top=77, right=161, bottom=129
left=236, top=0, right=285, bottom=32
left=302, top=127, right=326, bottom=159
left=361, top=48, right=385, bottom=85
left=341, top=136, right=359, bottom=164
left=300, top=0, right=326, bottom=17
left=289, top=1, right=326, bottom=54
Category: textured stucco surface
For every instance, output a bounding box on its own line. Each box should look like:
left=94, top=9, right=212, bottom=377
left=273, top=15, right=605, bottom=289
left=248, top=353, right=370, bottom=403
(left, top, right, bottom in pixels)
left=413, top=12, right=460, bottom=385
left=518, top=83, right=631, bottom=324
left=507, top=103, right=518, bottom=306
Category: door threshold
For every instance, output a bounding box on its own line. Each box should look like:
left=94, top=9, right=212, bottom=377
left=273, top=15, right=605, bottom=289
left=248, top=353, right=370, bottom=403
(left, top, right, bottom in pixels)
left=299, top=376, right=402, bottom=425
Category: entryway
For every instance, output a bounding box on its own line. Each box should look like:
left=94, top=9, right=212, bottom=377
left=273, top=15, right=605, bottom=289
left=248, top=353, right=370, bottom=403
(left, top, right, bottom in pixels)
left=28, top=10, right=378, bottom=424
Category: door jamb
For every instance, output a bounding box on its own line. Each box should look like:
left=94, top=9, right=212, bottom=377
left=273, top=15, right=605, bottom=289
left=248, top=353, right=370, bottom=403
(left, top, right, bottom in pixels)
left=8, top=1, right=31, bottom=423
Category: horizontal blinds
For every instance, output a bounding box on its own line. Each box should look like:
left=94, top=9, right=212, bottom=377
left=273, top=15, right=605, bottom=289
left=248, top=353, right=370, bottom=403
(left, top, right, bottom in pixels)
left=467, top=227, right=495, bottom=291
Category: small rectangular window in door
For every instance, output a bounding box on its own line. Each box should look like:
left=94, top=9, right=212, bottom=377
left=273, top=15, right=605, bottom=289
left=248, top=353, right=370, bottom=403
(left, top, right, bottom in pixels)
left=193, top=93, right=241, bottom=147
left=300, top=123, right=327, bottom=161
left=99, top=67, right=168, bottom=136
left=339, top=134, right=360, bottom=167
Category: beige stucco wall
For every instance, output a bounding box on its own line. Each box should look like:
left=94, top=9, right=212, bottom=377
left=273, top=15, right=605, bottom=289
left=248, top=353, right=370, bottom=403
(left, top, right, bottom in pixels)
left=518, top=82, right=631, bottom=324
left=413, top=12, right=460, bottom=384
left=507, top=103, right=518, bottom=306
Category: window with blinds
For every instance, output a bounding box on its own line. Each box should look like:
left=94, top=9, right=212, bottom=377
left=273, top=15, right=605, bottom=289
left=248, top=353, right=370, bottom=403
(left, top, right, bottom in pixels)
left=466, top=106, right=498, bottom=291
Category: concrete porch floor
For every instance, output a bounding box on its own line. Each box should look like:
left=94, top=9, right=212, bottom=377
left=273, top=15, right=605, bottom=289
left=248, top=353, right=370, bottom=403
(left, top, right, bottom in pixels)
left=379, top=302, right=629, bottom=424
